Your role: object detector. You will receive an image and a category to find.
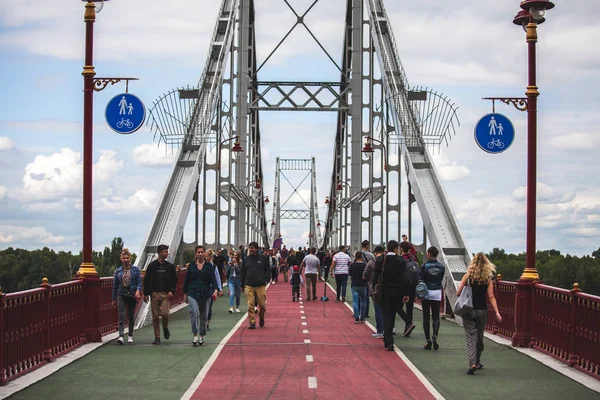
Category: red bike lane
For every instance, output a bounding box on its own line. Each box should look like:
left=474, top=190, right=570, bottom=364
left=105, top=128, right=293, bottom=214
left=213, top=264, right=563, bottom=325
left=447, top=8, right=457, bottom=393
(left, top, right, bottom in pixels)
left=189, top=280, right=437, bottom=399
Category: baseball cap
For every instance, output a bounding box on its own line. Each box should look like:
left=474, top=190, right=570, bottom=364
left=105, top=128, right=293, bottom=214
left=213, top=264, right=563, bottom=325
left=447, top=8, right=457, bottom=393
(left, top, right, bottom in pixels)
left=293, top=265, right=299, bottom=272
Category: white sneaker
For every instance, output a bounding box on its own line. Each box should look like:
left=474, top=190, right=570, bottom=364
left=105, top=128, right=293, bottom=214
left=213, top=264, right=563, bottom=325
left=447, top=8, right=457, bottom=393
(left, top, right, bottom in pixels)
left=371, top=333, right=383, bottom=339
left=228, top=307, right=234, bottom=314
left=127, top=336, right=133, bottom=343
left=117, top=336, right=124, bottom=345
left=198, top=336, right=205, bottom=346
left=192, top=336, right=199, bottom=345
left=235, top=308, right=240, bottom=313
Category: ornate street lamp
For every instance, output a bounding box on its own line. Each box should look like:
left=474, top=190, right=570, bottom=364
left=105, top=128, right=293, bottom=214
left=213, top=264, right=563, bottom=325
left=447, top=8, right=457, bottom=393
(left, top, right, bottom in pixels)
left=513, top=0, right=554, bottom=283
left=362, top=136, right=388, bottom=171
left=217, top=135, right=243, bottom=169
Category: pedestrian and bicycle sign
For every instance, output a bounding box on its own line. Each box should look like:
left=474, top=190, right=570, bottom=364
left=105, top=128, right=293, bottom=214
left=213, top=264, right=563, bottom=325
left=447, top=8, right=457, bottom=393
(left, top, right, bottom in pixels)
left=105, top=93, right=146, bottom=134
left=474, top=113, right=515, bottom=154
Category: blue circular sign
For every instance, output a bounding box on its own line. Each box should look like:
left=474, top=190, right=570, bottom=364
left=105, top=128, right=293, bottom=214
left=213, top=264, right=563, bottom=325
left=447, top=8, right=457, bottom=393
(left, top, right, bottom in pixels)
left=105, top=93, right=146, bottom=134
left=474, top=113, right=515, bottom=154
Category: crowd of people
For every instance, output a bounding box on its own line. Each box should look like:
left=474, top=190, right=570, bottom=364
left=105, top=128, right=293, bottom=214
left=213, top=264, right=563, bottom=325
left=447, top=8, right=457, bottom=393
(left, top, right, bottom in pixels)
left=111, top=236, right=502, bottom=374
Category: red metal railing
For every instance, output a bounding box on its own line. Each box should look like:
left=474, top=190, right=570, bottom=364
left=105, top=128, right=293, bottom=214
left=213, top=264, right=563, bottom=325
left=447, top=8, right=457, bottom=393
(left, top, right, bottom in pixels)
left=573, top=291, right=600, bottom=378
left=171, top=268, right=188, bottom=307
left=47, top=281, right=86, bottom=360
left=482, top=278, right=600, bottom=380
left=531, top=284, right=572, bottom=362
left=486, top=279, right=517, bottom=339
left=0, top=268, right=189, bottom=386
left=98, top=278, right=118, bottom=335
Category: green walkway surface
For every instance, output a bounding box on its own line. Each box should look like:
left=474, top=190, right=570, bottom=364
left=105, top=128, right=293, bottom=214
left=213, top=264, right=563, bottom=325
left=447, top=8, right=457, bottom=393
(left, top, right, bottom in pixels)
left=9, top=288, right=246, bottom=400
left=340, top=282, right=599, bottom=400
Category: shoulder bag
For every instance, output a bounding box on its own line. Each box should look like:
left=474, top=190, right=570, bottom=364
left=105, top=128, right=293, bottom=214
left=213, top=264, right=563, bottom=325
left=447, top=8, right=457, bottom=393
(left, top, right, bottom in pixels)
left=372, top=256, right=387, bottom=305
left=454, top=278, right=473, bottom=317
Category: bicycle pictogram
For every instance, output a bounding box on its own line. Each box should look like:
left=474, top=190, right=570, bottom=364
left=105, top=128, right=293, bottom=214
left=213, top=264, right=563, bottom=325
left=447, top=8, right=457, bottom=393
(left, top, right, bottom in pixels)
left=487, top=138, right=505, bottom=150
left=116, top=118, right=134, bottom=129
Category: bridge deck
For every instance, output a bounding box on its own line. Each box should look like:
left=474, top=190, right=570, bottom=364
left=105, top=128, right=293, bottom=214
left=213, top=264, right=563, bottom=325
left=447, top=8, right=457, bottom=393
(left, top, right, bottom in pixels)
left=5, top=283, right=599, bottom=400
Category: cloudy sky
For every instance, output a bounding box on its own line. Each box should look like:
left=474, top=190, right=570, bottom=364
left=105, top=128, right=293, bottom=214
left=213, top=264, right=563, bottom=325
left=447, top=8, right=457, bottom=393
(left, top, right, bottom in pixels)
left=0, top=0, right=598, bottom=257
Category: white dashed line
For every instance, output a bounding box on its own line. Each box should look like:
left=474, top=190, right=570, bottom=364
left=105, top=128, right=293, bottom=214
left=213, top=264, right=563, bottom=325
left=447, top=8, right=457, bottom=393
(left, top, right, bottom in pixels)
left=301, top=316, right=306, bottom=319
left=304, top=339, right=311, bottom=344
left=306, top=355, right=313, bottom=362
left=303, top=329, right=309, bottom=334
left=300, top=305, right=304, bottom=308
left=302, top=322, right=307, bottom=326
left=308, top=377, right=317, bottom=388
left=300, top=311, right=305, bottom=314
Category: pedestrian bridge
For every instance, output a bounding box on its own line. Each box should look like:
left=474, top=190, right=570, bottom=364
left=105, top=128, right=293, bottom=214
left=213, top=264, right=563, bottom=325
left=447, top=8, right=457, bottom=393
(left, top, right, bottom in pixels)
left=3, top=0, right=599, bottom=398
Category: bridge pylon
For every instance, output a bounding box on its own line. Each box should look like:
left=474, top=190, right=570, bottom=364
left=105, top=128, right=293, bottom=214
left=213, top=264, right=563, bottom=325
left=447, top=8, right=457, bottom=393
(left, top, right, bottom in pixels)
left=136, top=0, right=469, bottom=327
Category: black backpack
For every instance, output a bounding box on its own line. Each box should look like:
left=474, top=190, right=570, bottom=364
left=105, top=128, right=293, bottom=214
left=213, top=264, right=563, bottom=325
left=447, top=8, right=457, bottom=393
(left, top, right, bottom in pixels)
left=405, top=258, right=421, bottom=286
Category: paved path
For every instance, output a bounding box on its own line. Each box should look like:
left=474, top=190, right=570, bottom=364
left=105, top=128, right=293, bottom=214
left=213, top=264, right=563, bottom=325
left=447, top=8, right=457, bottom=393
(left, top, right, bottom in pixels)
left=189, top=280, right=436, bottom=399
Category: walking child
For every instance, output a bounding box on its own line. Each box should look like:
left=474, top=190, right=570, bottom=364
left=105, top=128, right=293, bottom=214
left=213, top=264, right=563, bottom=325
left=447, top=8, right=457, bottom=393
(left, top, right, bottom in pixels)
left=290, top=265, right=304, bottom=302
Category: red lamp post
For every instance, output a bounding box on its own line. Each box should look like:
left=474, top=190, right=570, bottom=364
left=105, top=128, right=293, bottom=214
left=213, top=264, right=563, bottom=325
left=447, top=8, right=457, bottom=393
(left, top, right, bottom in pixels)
left=511, top=0, right=555, bottom=347
left=78, top=1, right=100, bottom=278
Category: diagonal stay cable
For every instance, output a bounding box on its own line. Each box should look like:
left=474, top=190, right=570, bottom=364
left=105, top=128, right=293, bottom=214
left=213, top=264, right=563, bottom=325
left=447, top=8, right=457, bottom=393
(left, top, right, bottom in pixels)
left=284, top=0, right=343, bottom=74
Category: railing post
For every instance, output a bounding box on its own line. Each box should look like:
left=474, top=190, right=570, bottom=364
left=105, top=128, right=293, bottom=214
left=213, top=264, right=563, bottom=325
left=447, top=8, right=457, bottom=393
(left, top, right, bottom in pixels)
left=568, top=282, right=581, bottom=367
left=0, top=286, right=5, bottom=385
left=40, top=278, right=52, bottom=362
left=492, top=275, right=501, bottom=334
left=512, top=278, right=535, bottom=347
left=81, top=276, right=102, bottom=342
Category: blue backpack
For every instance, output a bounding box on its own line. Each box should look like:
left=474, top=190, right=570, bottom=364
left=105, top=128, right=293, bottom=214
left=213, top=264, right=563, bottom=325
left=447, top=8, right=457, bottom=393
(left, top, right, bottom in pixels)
left=415, top=280, right=429, bottom=300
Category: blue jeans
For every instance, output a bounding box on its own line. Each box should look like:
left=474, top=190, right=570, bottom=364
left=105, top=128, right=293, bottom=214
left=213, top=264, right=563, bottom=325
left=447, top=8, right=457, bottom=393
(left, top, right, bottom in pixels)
left=228, top=277, right=241, bottom=308
left=188, top=296, right=210, bottom=336
left=351, top=286, right=368, bottom=320
left=374, top=302, right=383, bottom=334
left=335, top=274, right=348, bottom=299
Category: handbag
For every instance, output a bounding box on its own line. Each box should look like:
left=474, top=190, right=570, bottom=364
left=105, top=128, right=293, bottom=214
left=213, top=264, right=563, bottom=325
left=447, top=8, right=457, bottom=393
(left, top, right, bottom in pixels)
left=454, top=278, right=473, bottom=317
left=372, top=256, right=387, bottom=305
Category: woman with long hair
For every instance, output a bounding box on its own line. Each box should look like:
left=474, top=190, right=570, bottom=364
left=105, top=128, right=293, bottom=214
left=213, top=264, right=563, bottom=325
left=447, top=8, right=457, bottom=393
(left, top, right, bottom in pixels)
left=456, top=253, right=502, bottom=375
left=111, top=248, right=142, bottom=345
left=183, top=245, right=218, bottom=346
left=226, top=251, right=243, bottom=313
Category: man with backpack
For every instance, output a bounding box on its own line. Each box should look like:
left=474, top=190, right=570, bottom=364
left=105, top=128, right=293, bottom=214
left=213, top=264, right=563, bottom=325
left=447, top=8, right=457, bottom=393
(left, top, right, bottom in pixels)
left=398, top=241, right=420, bottom=337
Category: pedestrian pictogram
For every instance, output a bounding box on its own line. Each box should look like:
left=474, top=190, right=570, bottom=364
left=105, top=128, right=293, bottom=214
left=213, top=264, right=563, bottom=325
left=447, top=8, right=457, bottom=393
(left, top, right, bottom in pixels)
left=105, top=93, right=146, bottom=134
left=474, top=113, right=515, bottom=154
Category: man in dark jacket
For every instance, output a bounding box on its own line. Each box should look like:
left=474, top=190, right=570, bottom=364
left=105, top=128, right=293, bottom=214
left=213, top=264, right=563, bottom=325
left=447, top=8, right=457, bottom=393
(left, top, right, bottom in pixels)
left=143, top=244, right=177, bottom=345
left=241, top=241, right=270, bottom=329
left=373, top=240, right=411, bottom=351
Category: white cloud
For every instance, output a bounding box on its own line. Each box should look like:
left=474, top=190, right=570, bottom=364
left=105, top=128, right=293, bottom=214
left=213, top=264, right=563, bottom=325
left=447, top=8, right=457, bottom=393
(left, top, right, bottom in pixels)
left=95, top=151, right=123, bottom=181
left=0, top=136, right=15, bottom=150
left=98, top=189, right=158, bottom=213
left=432, top=153, right=470, bottom=181
left=22, top=148, right=82, bottom=200
left=132, top=144, right=177, bottom=167
left=549, top=132, right=600, bottom=151
left=0, top=185, right=6, bottom=199
left=0, top=225, right=67, bottom=246
left=511, top=182, right=573, bottom=203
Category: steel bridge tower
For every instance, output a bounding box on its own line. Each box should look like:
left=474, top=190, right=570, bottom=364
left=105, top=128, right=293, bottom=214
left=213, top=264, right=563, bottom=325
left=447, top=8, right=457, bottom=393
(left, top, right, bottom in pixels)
left=136, top=0, right=469, bottom=326
left=270, top=158, right=323, bottom=250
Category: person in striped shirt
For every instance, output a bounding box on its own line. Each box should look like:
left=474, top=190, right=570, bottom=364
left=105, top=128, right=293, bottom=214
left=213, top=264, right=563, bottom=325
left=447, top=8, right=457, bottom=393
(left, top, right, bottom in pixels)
left=330, top=245, right=352, bottom=301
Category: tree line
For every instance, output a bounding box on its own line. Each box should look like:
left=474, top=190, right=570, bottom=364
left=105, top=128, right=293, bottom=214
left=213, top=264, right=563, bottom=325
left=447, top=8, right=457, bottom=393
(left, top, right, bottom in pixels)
left=486, top=248, right=600, bottom=296
left=0, top=239, right=599, bottom=296
left=0, top=237, right=136, bottom=293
